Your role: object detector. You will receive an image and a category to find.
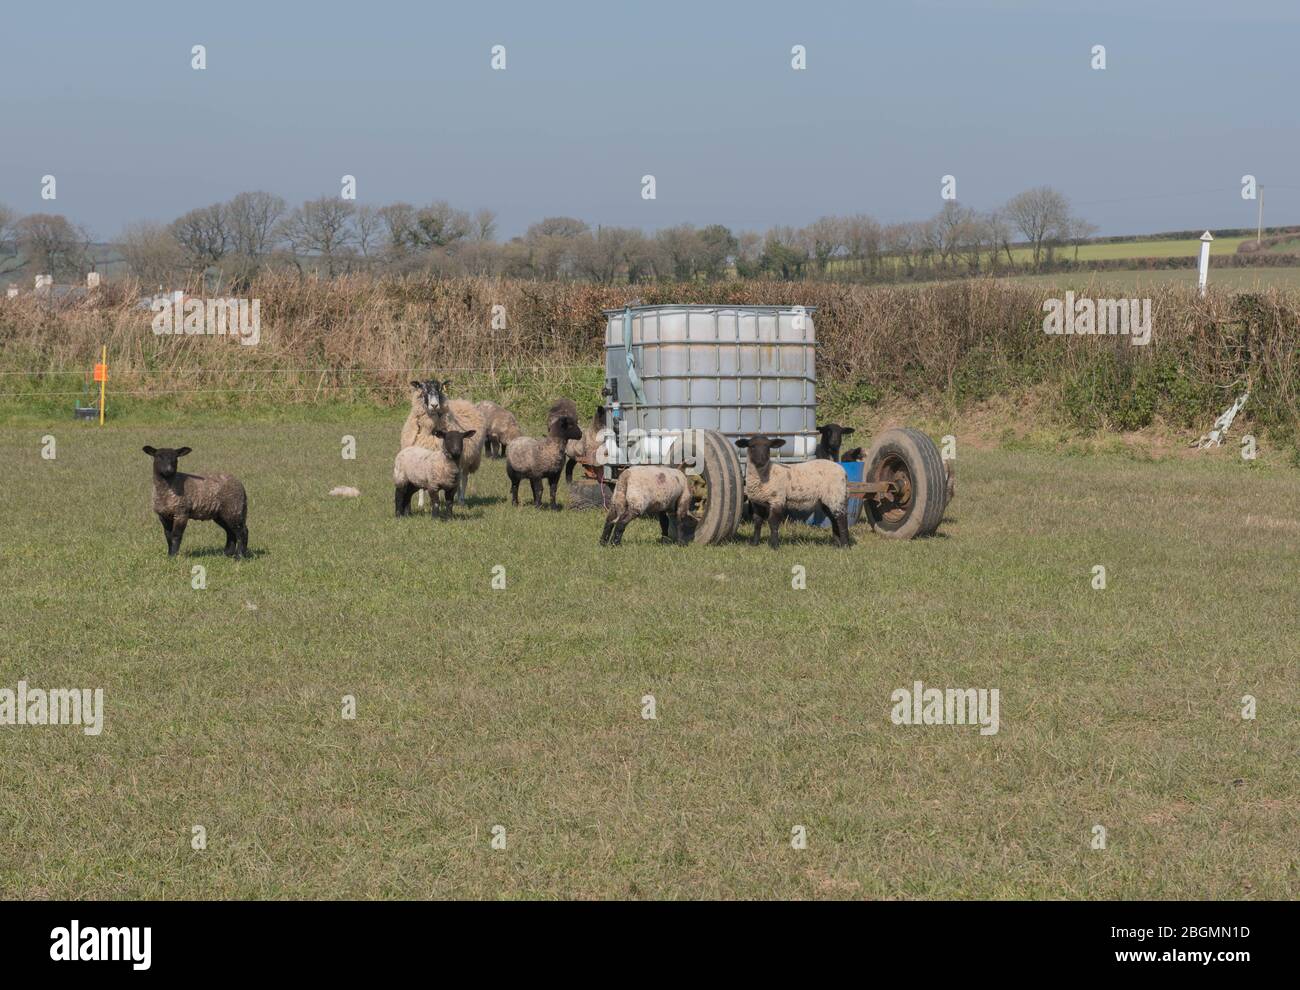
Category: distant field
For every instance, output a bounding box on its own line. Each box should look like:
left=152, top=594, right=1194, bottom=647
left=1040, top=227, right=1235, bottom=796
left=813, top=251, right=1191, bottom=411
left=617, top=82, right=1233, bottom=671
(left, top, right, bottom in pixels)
left=1005, top=236, right=1254, bottom=264
left=1, top=415, right=1295, bottom=898
left=998, top=266, right=1300, bottom=294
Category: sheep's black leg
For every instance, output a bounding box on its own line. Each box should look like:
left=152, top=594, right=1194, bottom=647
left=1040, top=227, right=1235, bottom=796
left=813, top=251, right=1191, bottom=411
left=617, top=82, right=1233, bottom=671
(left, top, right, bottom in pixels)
left=834, top=511, right=853, bottom=547
left=507, top=467, right=520, bottom=506
left=530, top=477, right=544, bottom=508
left=749, top=503, right=767, bottom=546
left=442, top=489, right=455, bottom=519
left=564, top=457, right=576, bottom=484
left=236, top=524, right=249, bottom=559
left=675, top=514, right=691, bottom=546
left=395, top=483, right=414, bottom=517
left=169, top=518, right=188, bottom=556
left=611, top=512, right=634, bottom=546
left=548, top=473, right=561, bottom=510
left=158, top=514, right=174, bottom=554
left=600, top=510, right=617, bottom=545
left=658, top=513, right=671, bottom=541
left=218, top=519, right=237, bottom=556
left=767, top=508, right=784, bottom=550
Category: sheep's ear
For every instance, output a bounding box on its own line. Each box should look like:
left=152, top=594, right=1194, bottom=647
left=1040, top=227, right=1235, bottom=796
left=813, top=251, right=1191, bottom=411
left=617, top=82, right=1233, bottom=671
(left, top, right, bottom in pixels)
left=176, top=447, right=192, bottom=457
left=770, top=438, right=787, bottom=449
left=462, top=430, right=476, bottom=440
left=410, top=381, right=423, bottom=390
left=441, top=379, right=452, bottom=389
left=142, top=446, right=157, bottom=456
left=735, top=439, right=750, bottom=448
left=433, top=430, right=446, bottom=439
left=842, top=427, right=855, bottom=436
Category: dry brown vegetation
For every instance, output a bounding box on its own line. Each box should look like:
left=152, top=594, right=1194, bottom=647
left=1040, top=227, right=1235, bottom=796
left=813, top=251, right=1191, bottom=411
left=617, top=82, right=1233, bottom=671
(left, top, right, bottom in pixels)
left=1, top=273, right=1297, bottom=443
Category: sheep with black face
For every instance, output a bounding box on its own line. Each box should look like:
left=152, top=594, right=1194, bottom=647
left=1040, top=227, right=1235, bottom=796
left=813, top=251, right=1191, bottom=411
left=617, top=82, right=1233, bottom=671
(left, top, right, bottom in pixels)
left=505, top=415, right=584, bottom=510
left=393, top=429, right=476, bottom=520
left=814, top=422, right=855, bottom=461
left=143, top=446, right=249, bottom=558
left=736, top=435, right=852, bottom=549
left=401, top=379, right=486, bottom=504
left=599, top=465, right=696, bottom=546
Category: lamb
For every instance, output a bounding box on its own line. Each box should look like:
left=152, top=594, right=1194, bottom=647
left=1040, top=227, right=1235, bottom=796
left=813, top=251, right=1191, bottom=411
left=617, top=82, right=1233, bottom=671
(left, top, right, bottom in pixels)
left=477, top=400, right=521, bottom=458
left=600, top=466, right=696, bottom=546
left=564, top=405, right=607, bottom=483
left=505, top=414, right=584, bottom=509
left=393, top=429, right=475, bottom=520
left=735, top=435, right=852, bottom=549
left=402, top=379, right=486, bottom=504
left=142, top=445, right=249, bottom=558
left=841, top=447, right=865, bottom=462
left=814, top=422, right=856, bottom=461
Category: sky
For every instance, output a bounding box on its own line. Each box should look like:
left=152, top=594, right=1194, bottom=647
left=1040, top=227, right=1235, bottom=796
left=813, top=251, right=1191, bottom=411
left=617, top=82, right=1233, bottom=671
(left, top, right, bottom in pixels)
left=1, top=0, right=1296, bottom=240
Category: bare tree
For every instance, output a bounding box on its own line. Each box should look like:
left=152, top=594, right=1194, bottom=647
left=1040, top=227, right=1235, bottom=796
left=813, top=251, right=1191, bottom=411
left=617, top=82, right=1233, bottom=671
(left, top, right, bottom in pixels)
left=378, top=203, right=417, bottom=255
left=524, top=217, right=588, bottom=279
left=227, top=191, right=287, bottom=258
left=803, top=216, right=846, bottom=274
left=472, top=208, right=497, bottom=243
left=1004, top=186, right=1071, bottom=268
left=411, top=201, right=471, bottom=250
left=353, top=205, right=383, bottom=260
left=278, top=197, right=356, bottom=276
left=117, top=222, right=185, bottom=288
left=0, top=203, right=20, bottom=275
left=843, top=214, right=882, bottom=275
left=170, top=203, right=231, bottom=268
left=16, top=213, right=91, bottom=279
left=1064, top=217, right=1099, bottom=262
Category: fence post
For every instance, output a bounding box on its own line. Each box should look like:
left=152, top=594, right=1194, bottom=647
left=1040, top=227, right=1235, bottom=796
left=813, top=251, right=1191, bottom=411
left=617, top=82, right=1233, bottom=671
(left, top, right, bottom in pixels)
left=1197, top=231, right=1213, bottom=296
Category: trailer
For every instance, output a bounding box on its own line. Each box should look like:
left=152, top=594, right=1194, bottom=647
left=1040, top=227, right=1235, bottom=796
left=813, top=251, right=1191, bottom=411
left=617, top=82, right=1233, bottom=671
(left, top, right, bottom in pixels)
left=599, top=303, right=947, bottom=543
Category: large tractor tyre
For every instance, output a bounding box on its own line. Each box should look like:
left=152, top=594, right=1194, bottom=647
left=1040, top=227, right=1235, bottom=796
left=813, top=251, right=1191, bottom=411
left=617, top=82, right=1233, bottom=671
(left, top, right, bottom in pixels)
left=675, top=429, right=744, bottom=545
left=863, top=428, right=947, bottom=539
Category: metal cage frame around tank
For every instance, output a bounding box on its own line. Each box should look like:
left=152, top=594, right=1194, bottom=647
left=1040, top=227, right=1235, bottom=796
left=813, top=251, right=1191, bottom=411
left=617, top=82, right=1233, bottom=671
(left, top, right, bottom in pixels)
left=603, top=303, right=818, bottom=462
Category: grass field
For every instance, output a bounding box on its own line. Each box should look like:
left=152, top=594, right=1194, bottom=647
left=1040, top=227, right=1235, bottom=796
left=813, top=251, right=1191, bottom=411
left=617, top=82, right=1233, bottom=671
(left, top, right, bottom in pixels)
left=1, top=413, right=1296, bottom=899
left=1000, top=266, right=1300, bottom=293
left=1004, top=236, right=1255, bottom=264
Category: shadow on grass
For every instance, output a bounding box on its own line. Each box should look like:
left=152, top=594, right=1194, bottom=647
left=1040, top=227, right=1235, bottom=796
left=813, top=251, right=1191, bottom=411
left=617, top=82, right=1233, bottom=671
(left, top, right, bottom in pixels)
left=185, top=546, right=270, bottom=560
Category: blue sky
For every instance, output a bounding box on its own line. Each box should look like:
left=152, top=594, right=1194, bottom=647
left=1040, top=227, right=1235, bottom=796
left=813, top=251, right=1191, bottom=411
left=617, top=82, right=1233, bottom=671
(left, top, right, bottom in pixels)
left=1, top=0, right=1296, bottom=239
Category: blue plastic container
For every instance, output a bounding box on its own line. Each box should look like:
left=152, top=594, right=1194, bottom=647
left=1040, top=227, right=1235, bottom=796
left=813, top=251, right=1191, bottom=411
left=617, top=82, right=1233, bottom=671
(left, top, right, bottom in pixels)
left=808, top=461, right=864, bottom=528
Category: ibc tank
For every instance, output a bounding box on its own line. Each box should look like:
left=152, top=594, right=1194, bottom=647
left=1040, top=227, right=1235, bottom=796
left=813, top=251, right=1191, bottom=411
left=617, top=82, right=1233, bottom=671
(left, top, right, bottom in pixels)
left=604, top=304, right=817, bottom=460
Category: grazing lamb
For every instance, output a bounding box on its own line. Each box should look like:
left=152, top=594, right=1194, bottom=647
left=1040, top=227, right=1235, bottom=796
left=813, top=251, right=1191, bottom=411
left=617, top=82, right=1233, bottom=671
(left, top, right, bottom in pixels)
left=402, top=379, right=486, bottom=504
left=393, top=429, right=475, bottom=520
left=506, top=415, right=584, bottom=510
left=477, top=400, right=522, bottom=458
left=735, top=435, right=852, bottom=549
left=842, top=447, right=864, bottom=462
left=814, top=422, right=856, bottom=461
left=600, top=466, right=696, bottom=546
left=143, top=446, right=248, bottom=558
left=565, top=405, right=607, bottom=483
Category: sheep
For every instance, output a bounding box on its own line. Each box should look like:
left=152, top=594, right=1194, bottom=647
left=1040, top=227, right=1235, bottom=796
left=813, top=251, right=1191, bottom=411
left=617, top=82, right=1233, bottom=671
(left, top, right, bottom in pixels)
left=735, top=435, right=853, bottom=549
left=393, top=429, right=475, bottom=519
left=841, top=447, right=864, bottom=462
left=564, top=405, right=607, bottom=483
left=814, top=422, right=856, bottom=461
left=477, top=400, right=522, bottom=458
left=505, top=414, right=584, bottom=509
left=402, top=379, right=486, bottom=504
left=599, top=466, right=696, bottom=546
left=142, top=445, right=248, bottom=558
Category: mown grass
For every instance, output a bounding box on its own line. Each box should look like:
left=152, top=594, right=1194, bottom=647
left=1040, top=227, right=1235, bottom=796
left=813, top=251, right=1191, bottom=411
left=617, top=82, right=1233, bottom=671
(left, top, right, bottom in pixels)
left=0, top=413, right=1296, bottom=899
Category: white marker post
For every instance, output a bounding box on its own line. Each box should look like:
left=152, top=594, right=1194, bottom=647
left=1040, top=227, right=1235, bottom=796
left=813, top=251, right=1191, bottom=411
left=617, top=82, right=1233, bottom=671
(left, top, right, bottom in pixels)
left=1198, top=230, right=1213, bottom=296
